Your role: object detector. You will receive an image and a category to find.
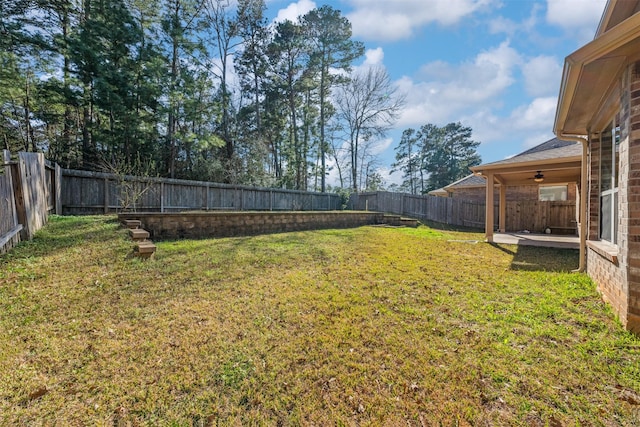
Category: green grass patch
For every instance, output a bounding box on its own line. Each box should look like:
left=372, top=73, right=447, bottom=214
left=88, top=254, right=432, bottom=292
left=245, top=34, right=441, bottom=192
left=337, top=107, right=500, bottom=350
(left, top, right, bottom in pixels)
left=0, top=215, right=638, bottom=425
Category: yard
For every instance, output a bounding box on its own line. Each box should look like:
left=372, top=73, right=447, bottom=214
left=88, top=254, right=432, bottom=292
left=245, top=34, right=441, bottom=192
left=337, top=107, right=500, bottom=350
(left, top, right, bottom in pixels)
left=0, top=216, right=639, bottom=426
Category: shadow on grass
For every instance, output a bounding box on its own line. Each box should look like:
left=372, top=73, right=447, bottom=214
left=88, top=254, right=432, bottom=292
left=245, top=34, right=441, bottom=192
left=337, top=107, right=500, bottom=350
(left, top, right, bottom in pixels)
left=419, top=219, right=483, bottom=233
left=490, top=242, right=579, bottom=272
left=0, top=215, right=123, bottom=262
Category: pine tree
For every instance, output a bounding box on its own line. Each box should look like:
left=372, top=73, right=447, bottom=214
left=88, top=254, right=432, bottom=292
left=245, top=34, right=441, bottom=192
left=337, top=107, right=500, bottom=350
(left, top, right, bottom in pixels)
left=391, top=128, right=421, bottom=194
left=301, top=5, right=364, bottom=192
left=419, top=122, right=481, bottom=191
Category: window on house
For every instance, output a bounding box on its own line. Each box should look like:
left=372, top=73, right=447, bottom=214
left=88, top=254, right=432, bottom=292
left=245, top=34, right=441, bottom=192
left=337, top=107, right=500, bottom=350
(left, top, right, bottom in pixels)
left=599, top=118, right=620, bottom=244
left=539, top=185, right=568, bottom=201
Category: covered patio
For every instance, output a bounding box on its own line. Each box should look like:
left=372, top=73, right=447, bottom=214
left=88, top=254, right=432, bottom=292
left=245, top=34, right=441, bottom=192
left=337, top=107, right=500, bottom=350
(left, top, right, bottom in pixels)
left=470, top=139, right=582, bottom=243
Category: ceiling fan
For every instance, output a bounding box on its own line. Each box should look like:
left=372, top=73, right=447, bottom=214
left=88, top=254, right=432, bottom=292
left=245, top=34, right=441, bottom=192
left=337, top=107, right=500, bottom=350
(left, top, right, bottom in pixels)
left=533, top=171, right=544, bottom=183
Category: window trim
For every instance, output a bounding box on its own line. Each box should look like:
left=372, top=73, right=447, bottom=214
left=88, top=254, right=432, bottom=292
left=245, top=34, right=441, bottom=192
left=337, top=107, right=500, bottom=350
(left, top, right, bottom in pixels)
left=597, top=116, right=620, bottom=245
left=538, top=184, right=569, bottom=202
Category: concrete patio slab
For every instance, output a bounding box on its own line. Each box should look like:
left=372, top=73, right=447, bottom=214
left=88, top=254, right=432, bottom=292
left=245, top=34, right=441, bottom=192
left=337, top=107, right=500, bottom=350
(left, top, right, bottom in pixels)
left=491, top=233, right=579, bottom=249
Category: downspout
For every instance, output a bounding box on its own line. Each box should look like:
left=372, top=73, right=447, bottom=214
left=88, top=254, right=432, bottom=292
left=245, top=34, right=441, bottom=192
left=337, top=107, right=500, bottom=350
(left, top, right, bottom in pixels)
left=559, top=133, right=588, bottom=272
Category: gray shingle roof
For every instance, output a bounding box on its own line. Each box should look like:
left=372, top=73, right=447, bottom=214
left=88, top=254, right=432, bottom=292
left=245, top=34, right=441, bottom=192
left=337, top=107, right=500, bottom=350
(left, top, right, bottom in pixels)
left=444, top=174, right=485, bottom=189
left=476, top=137, right=582, bottom=168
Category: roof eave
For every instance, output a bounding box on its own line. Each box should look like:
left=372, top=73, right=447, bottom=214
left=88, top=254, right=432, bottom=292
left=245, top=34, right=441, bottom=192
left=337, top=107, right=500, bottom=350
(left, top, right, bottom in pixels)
left=471, top=153, right=582, bottom=172
left=555, top=12, right=640, bottom=137
left=471, top=155, right=582, bottom=175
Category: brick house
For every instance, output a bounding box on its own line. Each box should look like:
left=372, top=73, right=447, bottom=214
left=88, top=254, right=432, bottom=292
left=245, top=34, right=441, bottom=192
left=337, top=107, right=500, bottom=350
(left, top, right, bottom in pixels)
left=553, top=0, right=640, bottom=333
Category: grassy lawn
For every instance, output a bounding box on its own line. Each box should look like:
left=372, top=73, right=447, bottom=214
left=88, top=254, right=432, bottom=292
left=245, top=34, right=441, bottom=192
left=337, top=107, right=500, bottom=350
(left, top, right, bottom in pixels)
left=1, top=215, right=639, bottom=425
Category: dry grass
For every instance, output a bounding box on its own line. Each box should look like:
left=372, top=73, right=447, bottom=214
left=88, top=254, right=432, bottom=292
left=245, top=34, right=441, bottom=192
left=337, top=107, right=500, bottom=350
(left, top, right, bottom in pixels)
left=0, top=215, right=639, bottom=426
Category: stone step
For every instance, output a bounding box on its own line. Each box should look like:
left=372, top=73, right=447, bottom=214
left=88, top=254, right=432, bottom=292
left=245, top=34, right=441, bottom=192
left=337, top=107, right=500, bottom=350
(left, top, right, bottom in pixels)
left=123, top=219, right=142, bottom=229
left=380, top=214, right=419, bottom=227
left=382, top=214, right=402, bottom=226
left=134, top=241, right=156, bottom=258
left=400, top=218, right=419, bottom=228
left=129, top=228, right=150, bottom=241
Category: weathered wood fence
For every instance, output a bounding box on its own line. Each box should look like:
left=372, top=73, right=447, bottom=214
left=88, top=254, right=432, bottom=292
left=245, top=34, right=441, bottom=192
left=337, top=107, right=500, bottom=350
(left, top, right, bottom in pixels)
left=349, top=191, right=576, bottom=233
left=0, top=151, right=62, bottom=254
left=61, top=169, right=343, bottom=215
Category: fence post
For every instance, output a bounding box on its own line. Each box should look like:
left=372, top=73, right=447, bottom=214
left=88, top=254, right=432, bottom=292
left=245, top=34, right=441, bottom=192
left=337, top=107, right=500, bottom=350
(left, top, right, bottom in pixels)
left=269, top=190, right=273, bottom=211
left=160, top=182, right=165, bottom=213
left=54, top=163, right=62, bottom=214
left=204, top=183, right=209, bottom=210
left=103, top=177, right=109, bottom=214
left=3, top=150, right=19, bottom=230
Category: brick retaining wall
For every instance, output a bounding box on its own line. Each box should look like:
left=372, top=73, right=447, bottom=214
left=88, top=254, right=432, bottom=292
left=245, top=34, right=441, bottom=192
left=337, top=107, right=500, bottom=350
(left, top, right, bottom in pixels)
left=118, top=211, right=386, bottom=239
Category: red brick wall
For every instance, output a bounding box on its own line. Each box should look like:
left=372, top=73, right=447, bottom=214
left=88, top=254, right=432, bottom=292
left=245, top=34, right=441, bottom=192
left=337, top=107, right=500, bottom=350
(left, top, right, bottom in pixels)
left=449, top=187, right=489, bottom=202
left=587, top=248, right=627, bottom=320
left=625, top=62, right=640, bottom=332
left=586, top=61, right=640, bottom=333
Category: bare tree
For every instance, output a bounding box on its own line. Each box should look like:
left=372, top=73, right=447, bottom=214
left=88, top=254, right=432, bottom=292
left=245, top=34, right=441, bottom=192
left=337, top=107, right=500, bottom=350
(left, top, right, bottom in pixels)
left=335, top=66, right=404, bottom=192
left=100, top=154, right=157, bottom=212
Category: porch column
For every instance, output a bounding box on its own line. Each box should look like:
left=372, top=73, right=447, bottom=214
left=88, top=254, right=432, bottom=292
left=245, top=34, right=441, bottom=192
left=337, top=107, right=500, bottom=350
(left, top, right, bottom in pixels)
left=497, top=177, right=506, bottom=233
left=485, top=172, right=494, bottom=242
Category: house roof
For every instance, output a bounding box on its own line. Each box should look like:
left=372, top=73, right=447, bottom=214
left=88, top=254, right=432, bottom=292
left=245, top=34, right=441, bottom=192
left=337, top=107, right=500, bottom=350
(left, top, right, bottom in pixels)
left=470, top=137, right=582, bottom=185
left=444, top=173, right=485, bottom=190
left=471, top=138, right=581, bottom=171
left=555, top=1, right=640, bottom=136
left=428, top=187, right=448, bottom=197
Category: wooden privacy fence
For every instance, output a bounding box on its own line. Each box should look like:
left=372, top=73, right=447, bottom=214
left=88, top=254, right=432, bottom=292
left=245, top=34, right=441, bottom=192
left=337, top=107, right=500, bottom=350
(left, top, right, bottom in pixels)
left=61, top=169, right=342, bottom=215
left=0, top=151, right=61, bottom=254
left=349, top=191, right=494, bottom=229
left=349, top=191, right=576, bottom=233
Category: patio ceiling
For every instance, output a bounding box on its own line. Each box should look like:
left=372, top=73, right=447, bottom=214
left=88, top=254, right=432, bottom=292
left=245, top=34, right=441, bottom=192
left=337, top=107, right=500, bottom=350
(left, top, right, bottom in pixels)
left=471, top=159, right=581, bottom=186
left=470, top=143, right=582, bottom=186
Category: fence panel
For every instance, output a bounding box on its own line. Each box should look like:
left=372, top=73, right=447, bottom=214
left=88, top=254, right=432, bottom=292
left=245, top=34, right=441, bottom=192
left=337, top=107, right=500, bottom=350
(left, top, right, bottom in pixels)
left=348, top=191, right=574, bottom=232
left=1, top=150, right=62, bottom=253
left=16, top=152, right=49, bottom=239
left=61, top=169, right=341, bottom=214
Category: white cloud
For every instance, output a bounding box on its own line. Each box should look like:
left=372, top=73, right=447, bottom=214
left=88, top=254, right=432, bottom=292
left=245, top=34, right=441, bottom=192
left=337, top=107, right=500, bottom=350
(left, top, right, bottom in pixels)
left=396, top=41, right=521, bottom=126
left=364, top=48, right=384, bottom=66
left=489, top=3, right=540, bottom=37
left=458, top=98, right=557, bottom=159
left=509, top=96, right=557, bottom=131
left=370, top=137, right=393, bottom=156
left=488, top=16, right=518, bottom=36
left=377, top=166, right=403, bottom=187
left=273, top=0, right=316, bottom=23
left=521, top=55, right=563, bottom=97
left=460, top=109, right=503, bottom=148
left=545, top=0, right=607, bottom=42
left=346, top=0, right=495, bottom=41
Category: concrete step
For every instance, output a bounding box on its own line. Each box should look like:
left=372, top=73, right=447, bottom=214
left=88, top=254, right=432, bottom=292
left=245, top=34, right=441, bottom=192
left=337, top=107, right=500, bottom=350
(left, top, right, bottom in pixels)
left=380, top=214, right=419, bottom=228
left=134, top=241, right=156, bottom=258
left=123, top=219, right=142, bottom=229
left=382, top=214, right=402, bottom=226
left=400, top=218, right=419, bottom=228
left=129, top=228, right=150, bottom=241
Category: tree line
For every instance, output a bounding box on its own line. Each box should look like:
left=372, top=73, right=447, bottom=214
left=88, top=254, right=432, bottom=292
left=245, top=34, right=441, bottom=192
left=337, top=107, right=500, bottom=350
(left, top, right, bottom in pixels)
left=1, top=0, right=403, bottom=192
left=391, top=122, right=482, bottom=194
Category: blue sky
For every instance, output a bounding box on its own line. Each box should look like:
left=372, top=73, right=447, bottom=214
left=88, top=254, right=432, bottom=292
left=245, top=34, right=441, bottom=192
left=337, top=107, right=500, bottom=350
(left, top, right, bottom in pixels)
left=264, top=0, right=607, bottom=186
